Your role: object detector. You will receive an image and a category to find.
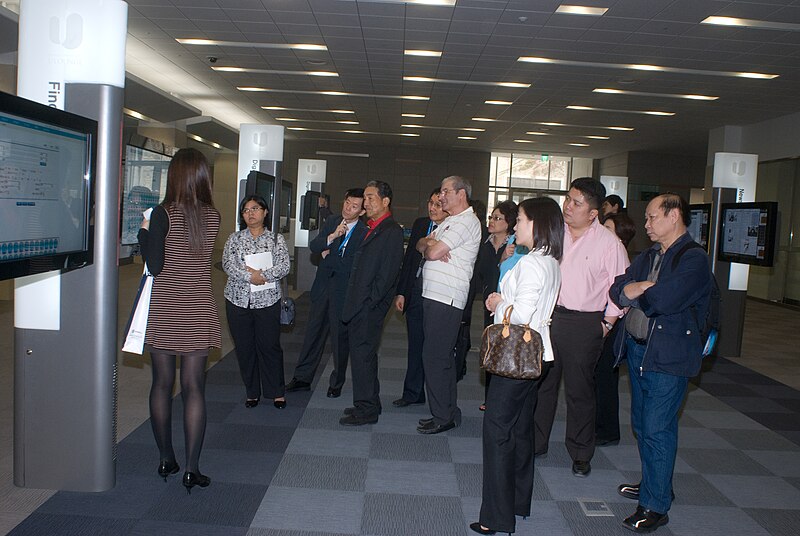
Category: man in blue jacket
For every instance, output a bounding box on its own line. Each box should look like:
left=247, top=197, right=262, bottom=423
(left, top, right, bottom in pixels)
left=609, top=193, right=712, bottom=534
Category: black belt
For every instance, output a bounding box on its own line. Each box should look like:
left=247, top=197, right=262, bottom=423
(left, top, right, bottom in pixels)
left=554, top=305, right=603, bottom=316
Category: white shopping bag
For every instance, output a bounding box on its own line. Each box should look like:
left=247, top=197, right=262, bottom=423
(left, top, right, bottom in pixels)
left=122, top=265, right=153, bottom=354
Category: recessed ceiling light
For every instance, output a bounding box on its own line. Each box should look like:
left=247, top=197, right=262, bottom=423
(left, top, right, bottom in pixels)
left=458, top=136, right=477, bottom=140
left=593, top=88, right=718, bottom=100
left=404, top=76, right=531, bottom=88
left=239, top=87, right=429, bottom=101
left=177, top=39, right=327, bottom=51
left=401, top=124, right=486, bottom=132
left=701, top=16, right=800, bottom=32
left=514, top=139, right=536, bottom=143
left=275, top=118, right=360, bottom=125
left=518, top=56, right=779, bottom=79
left=213, top=67, right=338, bottom=77
left=361, top=0, right=455, bottom=6
left=472, top=117, right=497, bottom=122
left=567, top=143, right=590, bottom=147
left=404, top=49, right=443, bottom=57
left=402, top=113, right=426, bottom=118
left=123, top=108, right=153, bottom=122
left=567, top=105, right=675, bottom=116
left=525, top=131, right=550, bottom=136
left=289, top=126, right=419, bottom=136
left=555, top=5, right=609, bottom=16
left=536, top=121, right=634, bottom=131
left=188, top=133, right=222, bottom=149
left=485, top=100, right=513, bottom=105
left=263, top=106, right=355, bottom=114
left=582, top=135, right=610, bottom=140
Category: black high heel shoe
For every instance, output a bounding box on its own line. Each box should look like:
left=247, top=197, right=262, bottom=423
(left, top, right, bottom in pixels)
left=469, top=522, right=510, bottom=535
left=183, top=472, right=210, bottom=494
left=157, top=460, right=179, bottom=482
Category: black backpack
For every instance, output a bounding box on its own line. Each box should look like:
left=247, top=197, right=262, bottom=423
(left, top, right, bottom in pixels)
left=671, top=241, right=721, bottom=357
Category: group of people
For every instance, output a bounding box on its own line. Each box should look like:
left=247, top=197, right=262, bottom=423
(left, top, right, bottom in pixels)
left=138, top=151, right=712, bottom=535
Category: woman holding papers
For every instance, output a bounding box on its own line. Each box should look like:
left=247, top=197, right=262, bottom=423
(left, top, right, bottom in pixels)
left=223, top=194, right=291, bottom=410
left=138, top=148, right=221, bottom=493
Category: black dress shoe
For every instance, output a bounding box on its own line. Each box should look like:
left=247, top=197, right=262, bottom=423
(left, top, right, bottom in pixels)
left=469, top=522, right=496, bottom=535
left=345, top=406, right=382, bottom=416
left=286, top=378, right=311, bottom=392
left=157, top=459, right=179, bottom=481
left=416, top=420, right=456, bottom=434
left=339, top=413, right=378, bottom=426
left=572, top=460, right=591, bottom=477
left=182, top=471, right=210, bottom=494
left=327, top=387, right=341, bottom=398
left=618, top=483, right=675, bottom=502
left=418, top=417, right=434, bottom=426
left=245, top=398, right=259, bottom=408
left=596, top=437, right=620, bottom=446
left=392, top=398, right=423, bottom=407
left=273, top=399, right=287, bottom=409
left=622, top=506, right=668, bottom=533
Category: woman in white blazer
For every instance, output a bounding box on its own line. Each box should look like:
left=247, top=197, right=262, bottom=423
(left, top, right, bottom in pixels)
left=471, top=197, right=564, bottom=536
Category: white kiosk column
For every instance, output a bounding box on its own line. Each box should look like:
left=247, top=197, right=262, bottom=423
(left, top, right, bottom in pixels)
left=14, top=0, right=127, bottom=491
left=236, top=124, right=285, bottom=234
left=710, top=152, right=758, bottom=357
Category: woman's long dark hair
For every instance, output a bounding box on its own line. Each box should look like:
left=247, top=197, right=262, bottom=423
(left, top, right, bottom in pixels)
left=162, top=148, right=215, bottom=253
left=519, top=197, right=564, bottom=261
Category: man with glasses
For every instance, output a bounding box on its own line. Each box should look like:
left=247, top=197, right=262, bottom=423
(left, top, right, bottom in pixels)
left=286, top=188, right=366, bottom=397
left=393, top=188, right=447, bottom=408
left=415, top=176, right=482, bottom=434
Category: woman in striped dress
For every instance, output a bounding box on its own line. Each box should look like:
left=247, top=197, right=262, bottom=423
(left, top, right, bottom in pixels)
left=138, top=148, right=221, bottom=493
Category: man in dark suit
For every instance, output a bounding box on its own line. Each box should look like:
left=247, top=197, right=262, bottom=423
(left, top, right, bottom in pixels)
left=286, top=189, right=365, bottom=395
left=392, top=187, right=447, bottom=407
left=339, top=180, right=404, bottom=426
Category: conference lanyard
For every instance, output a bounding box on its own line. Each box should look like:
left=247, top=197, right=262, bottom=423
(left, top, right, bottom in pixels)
left=337, top=223, right=357, bottom=256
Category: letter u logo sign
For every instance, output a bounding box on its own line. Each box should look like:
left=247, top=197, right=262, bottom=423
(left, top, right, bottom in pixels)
left=49, top=14, right=83, bottom=50
left=253, top=132, right=269, bottom=147
left=731, top=161, right=747, bottom=176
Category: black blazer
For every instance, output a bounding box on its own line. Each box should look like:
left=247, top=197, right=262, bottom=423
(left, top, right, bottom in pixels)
left=341, top=215, right=404, bottom=323
left=328, top=219, right=368, bottom=313
left=395, top=216, right=432, bottom=312
left=308, top=215, right=366, bottom=303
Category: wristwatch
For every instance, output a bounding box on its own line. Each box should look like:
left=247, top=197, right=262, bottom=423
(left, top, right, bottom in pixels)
left=601, top=319, right=614, bottom=331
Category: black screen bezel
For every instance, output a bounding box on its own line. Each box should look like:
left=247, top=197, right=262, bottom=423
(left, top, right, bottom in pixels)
left=716, top=201, right=778, bottom=267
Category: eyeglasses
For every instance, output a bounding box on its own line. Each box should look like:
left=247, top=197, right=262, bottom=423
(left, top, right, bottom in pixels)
left=242, top=206, right=264, bottom=214
left=440, top=187, right=459, bottom=196
left=488, top=215, right=504, bottom=221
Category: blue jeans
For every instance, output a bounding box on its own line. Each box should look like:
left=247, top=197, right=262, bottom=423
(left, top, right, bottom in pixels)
left=626, top=336, right=688, bottom=514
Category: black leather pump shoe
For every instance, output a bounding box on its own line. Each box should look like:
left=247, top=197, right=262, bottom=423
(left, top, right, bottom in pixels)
left=469, top=522, right=510, bottom=535
left=183, top=472, right=210, bottom=494
left=157, top=460, right=179, bottom=482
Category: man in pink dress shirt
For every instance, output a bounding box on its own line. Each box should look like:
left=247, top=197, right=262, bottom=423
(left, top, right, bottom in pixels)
left=533, top=177, right=630, bottom=477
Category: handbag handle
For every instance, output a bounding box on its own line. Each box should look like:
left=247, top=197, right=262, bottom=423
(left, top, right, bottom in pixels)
left=500, top=304, right=533, bottom=342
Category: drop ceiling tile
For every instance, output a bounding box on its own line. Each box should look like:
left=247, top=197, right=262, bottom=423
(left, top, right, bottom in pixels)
left=236, top=22, right=282, bottom=36
left=323, top=37, right=367, bottom=52
left=177, top=7, right=229, bottom=20
left=320, top=25, right=364, bottom=38
left=404, top=32, right=447, bottom=45
left=277, top=23, right=324, bottom=38
left=650, top=0, right=727, bottom=23
left=452, top=6, right=503, bottom=23
left=363, top=27, right=404, bottom=40
left=406, top=17, right=452, bottom=32
left=450, top=20, right=501, bottom=35
left=194, top=21, right=242, bottom=33
left=309, top=0, right=359, bottom=15
left=135, top=5, right=184, bottom=18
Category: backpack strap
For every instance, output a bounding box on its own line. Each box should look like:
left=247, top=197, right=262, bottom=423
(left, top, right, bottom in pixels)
left=671, top=240, right=705, bottom=271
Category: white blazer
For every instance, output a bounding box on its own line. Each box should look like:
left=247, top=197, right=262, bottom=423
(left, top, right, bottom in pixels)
left=494, top=249, right=561, bottom=362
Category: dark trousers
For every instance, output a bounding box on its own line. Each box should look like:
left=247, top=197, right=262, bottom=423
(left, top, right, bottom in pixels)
left=400, top=279, right=425, bottom=403
left=328, top=296, right=350, bottom=390
left=480, top=375, right=538, bottom=533
left=594, top=323, right=621, bottom=442
left=347, top=305, right=390, bottom=417
left=534, top=308, right=604, bottom=461
left=226, top=300, right=285, bottom=399
left=421, top=298, right=463, bottom=426
left=291, top=290, right=330, bottom=383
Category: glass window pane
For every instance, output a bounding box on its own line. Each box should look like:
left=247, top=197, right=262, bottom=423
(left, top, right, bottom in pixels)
left=549, top=158, right=570, bottom=191
left=495, top=154, right=511, bottom=188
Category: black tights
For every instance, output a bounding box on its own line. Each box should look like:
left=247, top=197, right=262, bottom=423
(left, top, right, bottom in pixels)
left=149, top=350, right=209, bottom=474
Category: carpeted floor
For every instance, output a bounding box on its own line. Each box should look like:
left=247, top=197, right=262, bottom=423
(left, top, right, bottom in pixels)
left=5, top=295, right=800, bottom=536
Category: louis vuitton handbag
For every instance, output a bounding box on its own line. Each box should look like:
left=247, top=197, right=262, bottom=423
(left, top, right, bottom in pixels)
left=480, top=305, right=544, bottom=380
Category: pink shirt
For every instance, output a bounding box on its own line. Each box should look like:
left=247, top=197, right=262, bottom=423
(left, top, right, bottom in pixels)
left=558, top=218, right=629, bottom=317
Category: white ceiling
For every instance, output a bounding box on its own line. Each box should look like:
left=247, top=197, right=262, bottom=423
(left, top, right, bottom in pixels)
left=12, top=0, right=800, bottom=158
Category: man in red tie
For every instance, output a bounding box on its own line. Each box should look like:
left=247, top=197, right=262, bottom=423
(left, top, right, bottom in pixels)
left=338, top=181, right=404, bottom=425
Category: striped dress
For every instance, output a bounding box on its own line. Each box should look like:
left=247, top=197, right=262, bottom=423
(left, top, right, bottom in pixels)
left=145, top=203, right=222, bottom=353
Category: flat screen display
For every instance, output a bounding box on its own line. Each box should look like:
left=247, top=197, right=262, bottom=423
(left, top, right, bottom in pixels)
left=121, top=145, right=170, bottom=246
left=301, top=190, right=320, bottom=231
left=688, top=203, right=711, bottom=251
left=717, top=201, right=778, bottom=267
left=0, top=91, right=97, bottom=281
